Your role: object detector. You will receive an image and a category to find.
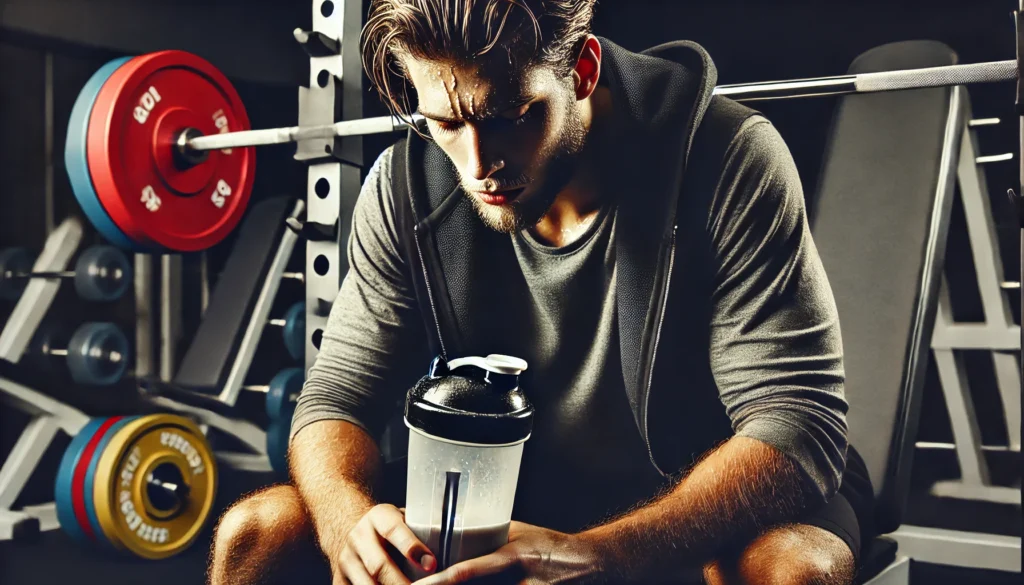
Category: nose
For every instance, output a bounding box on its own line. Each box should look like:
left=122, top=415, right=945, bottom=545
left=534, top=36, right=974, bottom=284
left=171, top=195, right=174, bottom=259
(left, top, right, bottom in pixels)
left=463, top=126, right=505, bottom=181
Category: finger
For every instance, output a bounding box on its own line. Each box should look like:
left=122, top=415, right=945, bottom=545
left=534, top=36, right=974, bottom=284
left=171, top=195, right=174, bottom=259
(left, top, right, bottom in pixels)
left=369, top=507, right=436, bottom=571
left=353, top=536, right=413, bottom=585
left=413, top=552, right=515, bottom=585
left=349, top=521, right=414, bottom=585
left=332, top=570, right=352, bottom=585
left=340, top=544, right=377, bottom=585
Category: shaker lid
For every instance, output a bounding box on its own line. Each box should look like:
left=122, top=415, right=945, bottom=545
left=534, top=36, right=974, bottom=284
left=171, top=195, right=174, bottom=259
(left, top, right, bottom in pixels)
left=404, top=354, right=534, bottom=445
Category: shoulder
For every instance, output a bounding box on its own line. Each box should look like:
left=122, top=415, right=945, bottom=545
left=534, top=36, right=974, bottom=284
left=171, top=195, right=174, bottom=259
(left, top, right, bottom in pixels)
left=706, top=111, right=805, bottom=239
left=364, top=144, right=396, bottom=193
left=713, top=110, right=801, bottom=199
left=352, top=144, right=403, bottom=244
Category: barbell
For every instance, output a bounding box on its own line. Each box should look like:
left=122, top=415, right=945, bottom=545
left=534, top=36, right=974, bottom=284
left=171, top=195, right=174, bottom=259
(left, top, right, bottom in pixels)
left=67, top=50, right=1019, bottom=252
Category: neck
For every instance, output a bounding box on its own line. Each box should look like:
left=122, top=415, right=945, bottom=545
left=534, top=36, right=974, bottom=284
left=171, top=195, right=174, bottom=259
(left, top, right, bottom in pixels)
left=529, top=86, right=614, bottom=247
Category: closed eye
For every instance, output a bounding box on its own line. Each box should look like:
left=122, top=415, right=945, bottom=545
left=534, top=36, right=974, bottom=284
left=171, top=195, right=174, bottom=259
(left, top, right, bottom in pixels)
left=432, top=120, right=463, bottom=136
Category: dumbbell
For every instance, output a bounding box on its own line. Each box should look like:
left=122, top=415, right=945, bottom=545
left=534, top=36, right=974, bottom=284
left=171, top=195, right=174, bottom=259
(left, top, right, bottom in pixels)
left=240, top=367, right=303, bottom=475
left=264, top=302, right=305, bottom=361
left=240, top=367, right=303, bottom=421
left=28, top=322, right=131, bottom=385
left=0, top=245, right=132, bottom=302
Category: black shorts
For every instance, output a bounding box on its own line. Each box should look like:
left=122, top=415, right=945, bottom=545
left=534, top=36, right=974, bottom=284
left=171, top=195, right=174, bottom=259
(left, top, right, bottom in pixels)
left=798, top=445, right=876, bottom=566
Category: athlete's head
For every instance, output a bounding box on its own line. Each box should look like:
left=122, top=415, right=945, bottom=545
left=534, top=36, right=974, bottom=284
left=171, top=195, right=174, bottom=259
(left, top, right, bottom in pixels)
left=362, top=0, right=601, bottom=233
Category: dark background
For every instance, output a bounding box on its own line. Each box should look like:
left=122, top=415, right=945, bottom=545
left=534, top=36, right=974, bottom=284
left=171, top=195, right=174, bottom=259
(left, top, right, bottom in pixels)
left=0, top=1, right=1020, bottom=583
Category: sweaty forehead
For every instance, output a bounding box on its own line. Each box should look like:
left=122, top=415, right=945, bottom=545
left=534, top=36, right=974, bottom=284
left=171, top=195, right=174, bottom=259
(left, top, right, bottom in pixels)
left=404, top=56, right=548, bottom=120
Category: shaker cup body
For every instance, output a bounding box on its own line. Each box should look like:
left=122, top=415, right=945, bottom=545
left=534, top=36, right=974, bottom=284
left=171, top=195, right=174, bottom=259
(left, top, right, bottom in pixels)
left=404, top=426, right=526, bottom=570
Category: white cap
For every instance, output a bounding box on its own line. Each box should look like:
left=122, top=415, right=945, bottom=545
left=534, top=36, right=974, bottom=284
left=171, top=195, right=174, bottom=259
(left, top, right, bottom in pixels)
left=446, top=354, right=528, bottom=376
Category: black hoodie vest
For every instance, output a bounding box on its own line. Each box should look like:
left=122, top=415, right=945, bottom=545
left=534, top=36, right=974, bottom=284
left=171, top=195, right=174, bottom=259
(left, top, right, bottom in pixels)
left=391, top=38, right=757, bottom=477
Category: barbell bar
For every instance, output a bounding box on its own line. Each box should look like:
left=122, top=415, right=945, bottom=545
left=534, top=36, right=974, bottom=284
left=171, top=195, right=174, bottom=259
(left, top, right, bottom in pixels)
left=179, top=58, right=1019, bottom=155
left=69, top=50, right=1022, bottom=253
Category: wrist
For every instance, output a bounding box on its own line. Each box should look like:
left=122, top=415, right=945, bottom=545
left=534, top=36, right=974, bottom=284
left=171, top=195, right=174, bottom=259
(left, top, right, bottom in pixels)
left=309, top=490, right=375, bottom=556
left=572, top=527, right=616, bottom=584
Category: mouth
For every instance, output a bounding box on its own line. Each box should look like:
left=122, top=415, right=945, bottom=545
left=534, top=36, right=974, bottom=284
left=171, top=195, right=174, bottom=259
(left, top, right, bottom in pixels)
left=477, top=186, right=526, bottom=206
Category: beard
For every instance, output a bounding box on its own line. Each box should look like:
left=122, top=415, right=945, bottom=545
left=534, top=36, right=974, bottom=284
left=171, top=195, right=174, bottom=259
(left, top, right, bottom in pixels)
left=461, top=96, right=588, bottom=234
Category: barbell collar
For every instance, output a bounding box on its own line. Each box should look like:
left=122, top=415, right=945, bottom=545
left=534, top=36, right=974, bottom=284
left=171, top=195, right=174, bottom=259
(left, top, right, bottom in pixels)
left=174, top=128, right=209, bottom=166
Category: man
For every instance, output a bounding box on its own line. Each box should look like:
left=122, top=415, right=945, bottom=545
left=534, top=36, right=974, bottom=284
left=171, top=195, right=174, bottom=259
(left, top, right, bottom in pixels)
left=209, top=1, right=874, bottom=584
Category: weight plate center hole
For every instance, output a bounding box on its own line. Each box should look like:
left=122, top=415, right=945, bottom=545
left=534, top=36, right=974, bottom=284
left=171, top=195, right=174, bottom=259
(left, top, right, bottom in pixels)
left=146, top=461, right=189, bottom=514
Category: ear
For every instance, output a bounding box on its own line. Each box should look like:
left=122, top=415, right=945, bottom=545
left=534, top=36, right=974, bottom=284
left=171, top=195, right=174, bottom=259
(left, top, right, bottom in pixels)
left=571, top=35, right=602, bottom=101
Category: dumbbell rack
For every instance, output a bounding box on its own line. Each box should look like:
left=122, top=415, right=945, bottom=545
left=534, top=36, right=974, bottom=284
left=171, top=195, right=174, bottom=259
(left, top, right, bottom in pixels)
left=0, top=218, right=86, bottom=539
left=0, top=219, right=275, bottom=540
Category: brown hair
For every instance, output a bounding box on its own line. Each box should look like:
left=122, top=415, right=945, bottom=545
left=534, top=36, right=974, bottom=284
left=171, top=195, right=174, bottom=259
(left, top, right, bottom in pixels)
left=361, top=0, right=597, bottom=124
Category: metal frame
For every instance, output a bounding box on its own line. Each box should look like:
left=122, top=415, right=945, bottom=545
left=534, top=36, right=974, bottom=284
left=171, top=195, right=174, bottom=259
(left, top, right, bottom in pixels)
left=0, top=218, right=83, bottom=361
left=892, top=526, right=1021, bottom=573
left=0, top=376, right=89, bottom=539
left=926, top=95, right=1021, bottom=507
left=299, top=0, right=364, bottom=372
left=160, top=254, right=183, bottom=381
left=217, top=200, right=304, bottom=405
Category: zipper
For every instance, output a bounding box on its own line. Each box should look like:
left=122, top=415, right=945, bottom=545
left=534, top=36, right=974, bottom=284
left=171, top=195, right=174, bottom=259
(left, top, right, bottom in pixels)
left=413, top=224, right=448, bottom=361
left=641, top=225, right=678, bottom=478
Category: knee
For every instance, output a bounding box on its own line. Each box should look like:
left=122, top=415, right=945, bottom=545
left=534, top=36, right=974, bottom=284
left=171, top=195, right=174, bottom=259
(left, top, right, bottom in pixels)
left=212, top=486, right=306, bottom=559
left=741, top=553, right=848, bottom=585
left=704, top=526, right=855, bottom=585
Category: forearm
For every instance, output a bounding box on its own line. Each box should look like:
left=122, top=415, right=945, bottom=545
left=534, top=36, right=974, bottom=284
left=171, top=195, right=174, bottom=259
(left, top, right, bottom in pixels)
left=579, top=436, right=812, bottom=583
left=290, top=419, right=383, bottom=555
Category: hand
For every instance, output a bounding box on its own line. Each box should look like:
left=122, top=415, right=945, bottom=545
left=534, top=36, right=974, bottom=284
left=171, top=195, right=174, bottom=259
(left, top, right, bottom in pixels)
left=331, top=503, right=438, bottom=585
left=412, top=521, right=602, bottom=585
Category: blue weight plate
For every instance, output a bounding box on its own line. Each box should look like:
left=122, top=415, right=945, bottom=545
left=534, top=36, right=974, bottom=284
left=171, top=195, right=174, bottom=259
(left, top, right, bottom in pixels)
left=66, top=322, right=129, bottom=386
left=265, top=368, right=303, bottom=421
left=73, top=245, right=132, bottom=302
left=266, top=421, right=290, bottom=476
left=65, top=56, right=151, bottom=252
left=281, top=303, right=305, bottom=361
left=55, top=419, right=106, bottom=544
left=83, top=415, right=137, bottom=548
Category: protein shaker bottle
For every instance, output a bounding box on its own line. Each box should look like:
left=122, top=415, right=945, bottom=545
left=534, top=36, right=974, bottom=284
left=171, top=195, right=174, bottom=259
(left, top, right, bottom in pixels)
left=403, top=354, right=534, bottom=576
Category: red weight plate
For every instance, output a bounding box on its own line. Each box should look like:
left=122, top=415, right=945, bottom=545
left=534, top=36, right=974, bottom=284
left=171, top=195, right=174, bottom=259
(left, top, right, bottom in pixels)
left=71, top=416, right=124, bottom=541
left=88, top=51, right=255, bottom=252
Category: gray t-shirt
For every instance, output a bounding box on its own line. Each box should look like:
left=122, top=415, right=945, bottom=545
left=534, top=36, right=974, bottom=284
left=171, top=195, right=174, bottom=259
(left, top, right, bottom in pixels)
left=292, top=116, right=847, bottom=533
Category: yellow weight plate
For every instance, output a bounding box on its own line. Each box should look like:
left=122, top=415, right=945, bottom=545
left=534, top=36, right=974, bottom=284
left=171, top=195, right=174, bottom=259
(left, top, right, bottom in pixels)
left=92, top=414, right=217, bottom=559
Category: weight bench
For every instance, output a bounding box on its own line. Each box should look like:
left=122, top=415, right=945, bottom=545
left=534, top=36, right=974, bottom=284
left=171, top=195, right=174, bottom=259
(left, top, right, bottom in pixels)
left=143, top=196, right=305, bottom=471
left=810, top=40, right=964, bottom=583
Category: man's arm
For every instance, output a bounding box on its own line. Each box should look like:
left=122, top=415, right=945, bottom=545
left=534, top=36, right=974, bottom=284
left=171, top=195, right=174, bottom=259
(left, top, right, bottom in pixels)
left=290, top=419, right=383, bottom=557
left=580, top=116, right=848, bottom=582
left=576, top=437, right=805, bottom=582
